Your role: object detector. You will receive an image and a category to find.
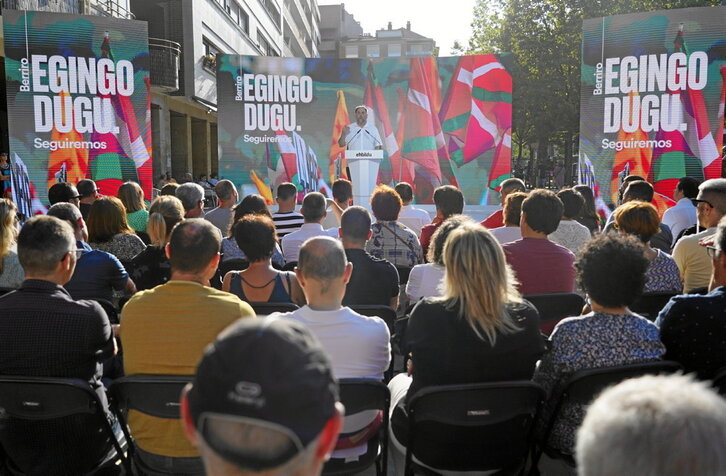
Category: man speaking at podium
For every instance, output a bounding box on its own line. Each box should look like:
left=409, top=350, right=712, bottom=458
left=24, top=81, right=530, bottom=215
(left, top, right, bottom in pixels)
left=338, top=105, right=383, bottom=150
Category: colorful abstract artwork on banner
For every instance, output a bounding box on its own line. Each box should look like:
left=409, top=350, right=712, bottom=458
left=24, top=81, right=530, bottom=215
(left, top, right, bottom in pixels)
left=580, top=7, right=726, bottom=209
left=217, top=55, right=513, bottom=204
left=3, top=10, right=152, bottom=207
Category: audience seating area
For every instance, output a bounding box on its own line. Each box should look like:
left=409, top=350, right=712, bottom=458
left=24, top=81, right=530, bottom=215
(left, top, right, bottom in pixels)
left=3, top=177, right=725, bottom=475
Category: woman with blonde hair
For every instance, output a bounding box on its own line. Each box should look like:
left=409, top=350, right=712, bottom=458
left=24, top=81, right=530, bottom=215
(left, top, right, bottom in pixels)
left=613, top=200, right=681, bottom=293
left=128, top=195, right=185, bottom=290
left=0, top=198, right=23, bottom=289
left=117, top=181, right=149, bottom=233
left=387, top=221, right=545, bottom=469
left=88, top=196, right=146, bottom=263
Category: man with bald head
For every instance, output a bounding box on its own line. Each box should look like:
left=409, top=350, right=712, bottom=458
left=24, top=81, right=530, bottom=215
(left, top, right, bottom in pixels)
left=281, top=236, right=390, bottom=379
left=272, top=236, right=390, bottom=455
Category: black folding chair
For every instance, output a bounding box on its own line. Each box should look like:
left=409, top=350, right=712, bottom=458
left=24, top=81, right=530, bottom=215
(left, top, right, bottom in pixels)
left=323, top=379, right=390, bottom=476
left=629, top=292, right=676, bottom=321
left=534, top=360, right=682, bottom=468
left=0, top=376, right=130, bottom=475
left=217, top=258, right=250, bottom=278
left=405, top=381, right=546, bottom=476
left=395, top=266, right=412, bottom=286
left=523, top=293, right=584, bottom=336
left=91, top=298, right=120, bottom=325
left=349, top=305, right=397, bottom=381
left=109, top=375, right=194, bottom=475
left=249, top=301, right=299, bottom=315
left=282, top=261, right=297, bottom=272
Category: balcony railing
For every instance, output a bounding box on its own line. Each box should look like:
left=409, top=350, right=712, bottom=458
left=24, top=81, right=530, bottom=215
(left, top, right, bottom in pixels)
left=86, top=0, right=134, bottom=19
left=149, top=38, right=181, bottom=93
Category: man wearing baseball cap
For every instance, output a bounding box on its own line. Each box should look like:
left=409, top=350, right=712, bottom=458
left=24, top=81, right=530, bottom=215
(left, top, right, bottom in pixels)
left=181, top=318, right=344, bottom=475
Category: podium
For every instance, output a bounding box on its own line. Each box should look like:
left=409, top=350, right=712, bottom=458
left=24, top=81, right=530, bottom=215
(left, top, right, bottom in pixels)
left=345, top=150, right=383, bottom=207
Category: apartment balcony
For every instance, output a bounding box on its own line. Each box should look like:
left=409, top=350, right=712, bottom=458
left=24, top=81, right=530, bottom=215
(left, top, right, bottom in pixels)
left=85, top=0, right=135, bottom=19
left=149, top=38, right=181, bottom=93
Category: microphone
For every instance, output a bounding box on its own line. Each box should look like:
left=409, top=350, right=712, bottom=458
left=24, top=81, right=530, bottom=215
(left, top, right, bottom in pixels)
left=344, top=127, right=364, bottom=148
left=364, top=128, right=383, bottom=147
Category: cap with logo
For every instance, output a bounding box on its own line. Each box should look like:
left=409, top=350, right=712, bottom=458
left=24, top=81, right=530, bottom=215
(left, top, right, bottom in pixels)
left=187, top=317, right=338, bottom=471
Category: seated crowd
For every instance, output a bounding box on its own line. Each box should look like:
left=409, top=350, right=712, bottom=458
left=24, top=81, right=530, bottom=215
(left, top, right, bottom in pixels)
left=1, top=174, right=726, bottom=476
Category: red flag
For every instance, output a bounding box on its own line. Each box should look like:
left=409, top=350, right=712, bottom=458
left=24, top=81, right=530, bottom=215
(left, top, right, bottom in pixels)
left=402, top=58, right=442, bottom=183
left=389, top=87, right=415, bottom=183
left=440, top=55, right=512, bottom=166
left=676, top=25, right=721, bottom=181
left=329, top=90, right=350, bottom=182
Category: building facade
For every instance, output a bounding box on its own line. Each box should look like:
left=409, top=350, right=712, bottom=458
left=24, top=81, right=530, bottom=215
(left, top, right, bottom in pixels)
left=130, top=0, right=320, bottom=184
left=319, top=4, right=435, bottom=59
left=0, top=0, right=320, bottom=186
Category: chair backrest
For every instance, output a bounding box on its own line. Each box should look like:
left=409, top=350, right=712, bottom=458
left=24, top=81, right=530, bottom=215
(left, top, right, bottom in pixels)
left=538, top=360, right=683, bottom=460
left=0, top=376, right=104, bottom=420
left=338, top=378, right=390, bottom=415
left=250, top=301, right=299, bottom=316
left=406, top=381, right=545, bottom=473
left=323, top=379, right=390, bottom=475
left=109, top=375, right=192, bottom=419
left=629, top=292, right=676, bottom=321
left=282, top=261, right=297, bottom=272
left=0, top=376, right=129, bottom=472
left=523, top=293, right=584, bottom=335
left=558, top=361, right=682, bottom=406
left=91, top=298, right=120, bottom=325
left=218, top=258, right=250, bottom=277
left=395, top=266, right=412, bottom=285
left=349, top=305, right=397, bottom=334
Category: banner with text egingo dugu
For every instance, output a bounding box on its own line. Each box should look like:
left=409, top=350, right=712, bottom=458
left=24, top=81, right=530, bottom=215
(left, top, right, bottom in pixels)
left=580, top=6, right=726, bottom=208
left=3, top=10, right=152, bottom=205
left=216, top=55, right=513, bottom=205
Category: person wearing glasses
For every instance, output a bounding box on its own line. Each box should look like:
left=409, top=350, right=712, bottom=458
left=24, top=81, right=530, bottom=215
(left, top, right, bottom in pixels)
left=657, top=217, right=726, bottom=380
left=47, top=202, right=136, bottom=303
left=672, top=179, right=726, bottom=293
left=76, top=179, right=100, bottom=221
left=120, top=219, right=254, bottom=474
left=0, top=216, right=119, bottom=475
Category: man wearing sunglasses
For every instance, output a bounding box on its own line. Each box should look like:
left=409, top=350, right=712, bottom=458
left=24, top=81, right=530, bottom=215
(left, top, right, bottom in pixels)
left=0, top=216, right=117, bottom=474
left=672, top=179, right=726, bottom=293
left=657, top=217, right=726, bottom=380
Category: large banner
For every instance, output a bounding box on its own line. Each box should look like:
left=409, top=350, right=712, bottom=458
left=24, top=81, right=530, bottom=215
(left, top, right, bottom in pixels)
left=3, top=10, right=152, bottom=205
left=580, top=7, right=726, bottom=210
left=217, top=55, right=513, bottom=204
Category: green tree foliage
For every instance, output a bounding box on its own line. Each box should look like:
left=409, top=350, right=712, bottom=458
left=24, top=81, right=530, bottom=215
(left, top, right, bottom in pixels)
left=465, top=0, right=721, bottom=181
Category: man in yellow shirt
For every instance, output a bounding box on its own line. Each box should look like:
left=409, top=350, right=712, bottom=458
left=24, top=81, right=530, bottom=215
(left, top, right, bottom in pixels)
left=673, top=179, right=726, bottom=293
left=121, top=219, right=255, bottom=473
